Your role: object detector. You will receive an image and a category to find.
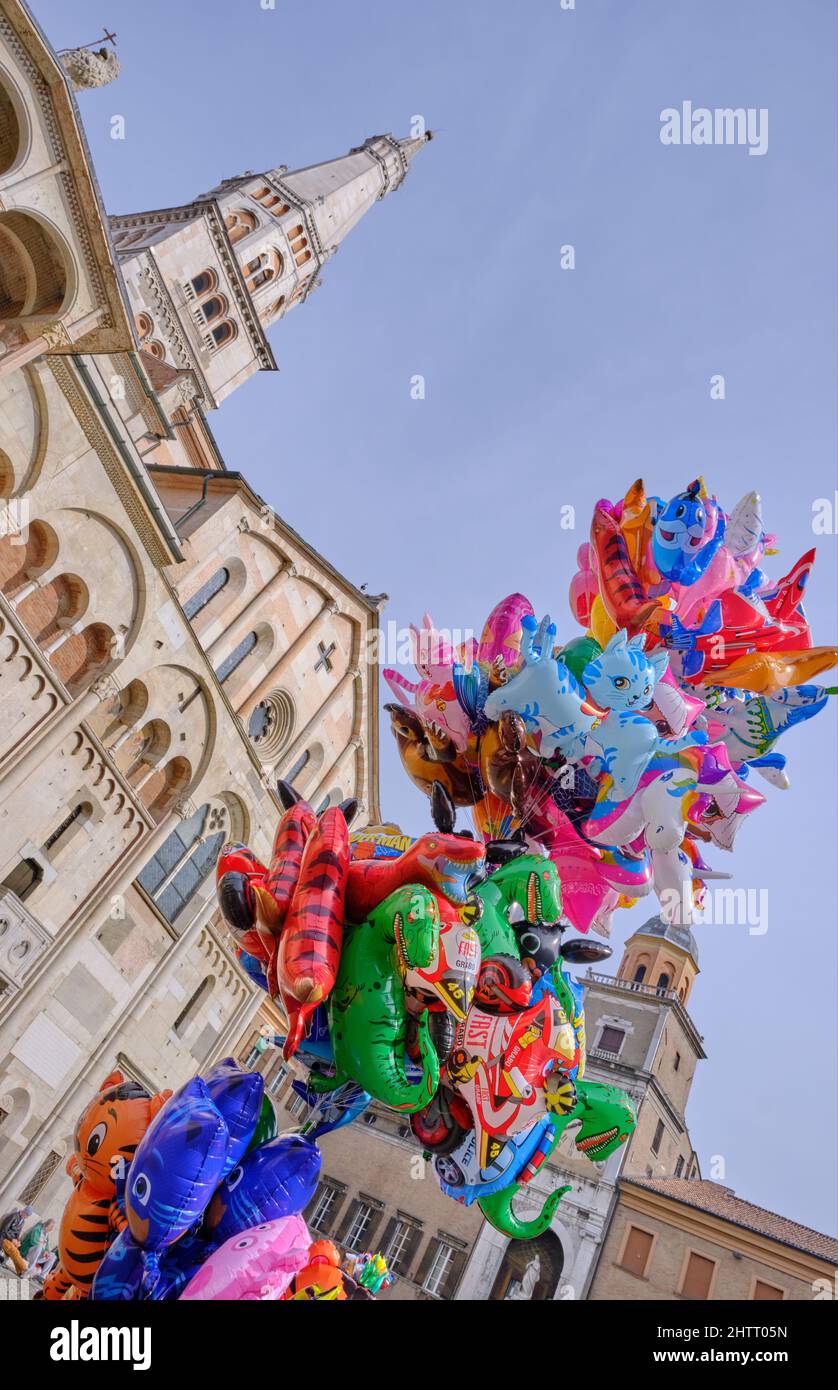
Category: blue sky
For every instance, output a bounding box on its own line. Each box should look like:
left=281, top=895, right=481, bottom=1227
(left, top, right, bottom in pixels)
left=35, top=0, right=837, bottom=1233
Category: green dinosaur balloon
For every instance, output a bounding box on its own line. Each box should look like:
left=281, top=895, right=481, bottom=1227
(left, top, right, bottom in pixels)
left=477, top=1080, right=636, bottom=1238
left=473, top=854, right=563, bottom=958
left=321, top=885, right=441, bottom=1113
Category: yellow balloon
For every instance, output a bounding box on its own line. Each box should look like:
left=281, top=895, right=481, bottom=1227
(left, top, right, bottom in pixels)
left=590, top=595, right=616, bottom=647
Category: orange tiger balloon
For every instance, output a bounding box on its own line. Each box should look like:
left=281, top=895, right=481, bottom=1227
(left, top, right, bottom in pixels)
left=42, top=1071, right=171, bottom=1300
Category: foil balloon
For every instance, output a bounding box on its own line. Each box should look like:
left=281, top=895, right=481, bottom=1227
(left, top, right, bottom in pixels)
left=124, top=1078, right=229, bottom=1294
left=44, top=1072, right=171, bottom=1301
left=203, top=1058, right=264, bottom=1174
left=180, top=1216, right=310, bottom=1301
left=205, top=1135, right=321, bottom=1244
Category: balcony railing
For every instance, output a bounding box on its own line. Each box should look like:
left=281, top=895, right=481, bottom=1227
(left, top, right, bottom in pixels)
left=584, top=970, right=704, bottom=1045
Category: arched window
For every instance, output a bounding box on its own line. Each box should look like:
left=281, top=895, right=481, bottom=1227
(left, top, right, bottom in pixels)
left=0, top=212, right=68, bottom=318
left=137, top=803, right=227, bottom=928
left=633, top=964, right=647, bottom=984
left=183, top=566, right=229, bottom=620
left=244, top=248, right=284, bottom=295
left=200, top=295, right=227, bottom=324
left=284, top=749, right=310, bottom=787
left=189, top=269, right=217, bottom=298
left=225, top=209, right=258, bottom=244
left=295, top=248, right=312, bottom=267
left=211, top=319, right=237, bottom=348
left=656, top=973, right=670, bottom=995
left=252, top=188, right=291, bottom=217
left=174, top=975, right=215, bottom=1037
left=215, top=630, right=257, bottom=684
left=1, top=857, right=43, bottom=903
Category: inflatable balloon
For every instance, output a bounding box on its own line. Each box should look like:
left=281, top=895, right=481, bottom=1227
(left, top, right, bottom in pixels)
left=286, top=1237, right=348, bottom=1300
left=124, top=1077, right=229, bottom=1294
left=203, top=1058, right=264, bottom=1174
left=205, top=1135, right=321, bottom=1244
left=43, top=1072, right=171, bottom=1301
left=322, top=886, right=442, bottom=1112
left=180, top=1216, right=310, bottom=1301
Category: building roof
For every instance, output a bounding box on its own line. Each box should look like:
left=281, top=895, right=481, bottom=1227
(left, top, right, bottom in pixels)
left=631, top=913, right=700, bottom=965
left=623, top=1177, right=838, bottom=1263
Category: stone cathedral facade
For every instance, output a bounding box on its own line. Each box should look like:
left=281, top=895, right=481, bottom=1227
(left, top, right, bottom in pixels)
left=0, top=0, right=429, bottom=1224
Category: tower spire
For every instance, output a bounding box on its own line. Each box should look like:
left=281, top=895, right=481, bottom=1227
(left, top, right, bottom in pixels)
left=270, top=131, right=433, bottom=258
left=110, top=131, right=431, bottom=408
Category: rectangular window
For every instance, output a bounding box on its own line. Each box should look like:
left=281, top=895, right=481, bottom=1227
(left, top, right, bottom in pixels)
left=598, top=1026, right=625, bottom=1055
left=267, top=1062, right=288, bottom=1095
left=287, top=1092, right=308, bottom=1119
left=619, top=1225, right=654, bottom=1279
left=18, top=1151, right=62, bottom=1204
left=309, top=1182, right=341, bottom=1232
left=680, top=1252, right=716, bottom=1300
left=651, top=1119, right=665, bottom=1155
left=346, top=1201, right=375, bottom=1250
left=674, top=1052, right=681, bottom=1072
left=674, top=1155, right=684, bottom=1178
left=383, top=1218, right=421, bottom=1274
left=422, top=1239, right=461, bottom=1298
left=753, top=1280, right=785, bottom=1300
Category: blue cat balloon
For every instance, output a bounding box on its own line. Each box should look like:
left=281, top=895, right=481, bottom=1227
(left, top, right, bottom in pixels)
left=652, top=480, right=726, bottom=586
left=203, top=1058, right=264, bottom=1175
left=583, top=629, right=706, bottom=802
left=124, top=1077, right=229, bottom=1294
left=204, top=1134, right=321, bottom=1244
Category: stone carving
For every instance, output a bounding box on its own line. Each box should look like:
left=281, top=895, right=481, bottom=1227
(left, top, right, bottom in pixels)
left=59, top=46, right=121, bottom=92
left=0, top=888, right=51, bottom=992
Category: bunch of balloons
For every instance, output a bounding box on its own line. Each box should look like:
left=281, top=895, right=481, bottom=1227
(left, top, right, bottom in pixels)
left=210, top=479, right=833, bottom=1245
left=383, top=479, right=836, bottom=935
left=216, top=784, right=637, bottom=1240
left=43, top=1062, right=386, bottom=1301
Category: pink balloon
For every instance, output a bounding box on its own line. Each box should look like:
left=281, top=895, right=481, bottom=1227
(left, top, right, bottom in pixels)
left=179, top=1215, right=310, bottom=1301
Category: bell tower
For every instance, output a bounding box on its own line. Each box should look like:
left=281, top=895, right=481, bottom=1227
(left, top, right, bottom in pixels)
left=617, top=916, right=700, bottom=1009
left=109, top=131, right=432, bottom=409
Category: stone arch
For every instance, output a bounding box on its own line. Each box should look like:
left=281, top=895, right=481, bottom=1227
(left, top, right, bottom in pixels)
left=48, top=508, right=146, bottom=658
left=142, top=754, right=192, bottom=821
left=123, top=717, right=172, bottom=784
left=50, top=620, right=114, bottom=693
left=0, top=65, right=30, bottom=178
left=182, top=555, right=247, bottom=630
left=217, top=620, right=274, bottom=701
left=489, top=1228, right=565, bottom=1300
left=0, top=517, right=59, bottom=596
left=16, top=571, right=89, bottom=645
left=90, top=677, right=150, bottom=751
left=0, top=210, right=73, bottom=319
left=225, top=208, right=258, bottom=244
left=210, top=319, right=237, bottom=349
left=0, top=1085, right=31, bottom=1139
left=0, top=364, right=47, bottom=497
left=141, top=663, right=215, bottom=790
